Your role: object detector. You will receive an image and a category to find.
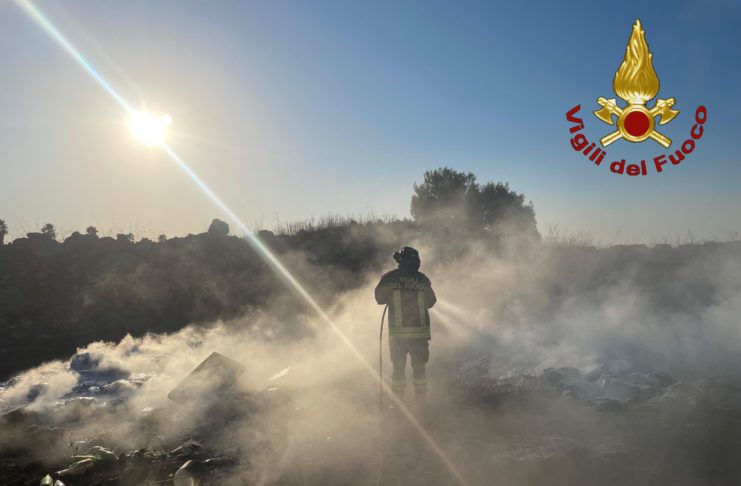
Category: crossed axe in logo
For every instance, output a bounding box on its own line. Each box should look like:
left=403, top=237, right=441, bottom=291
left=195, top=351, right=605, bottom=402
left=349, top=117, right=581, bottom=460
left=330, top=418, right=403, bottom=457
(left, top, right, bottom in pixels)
left=594, top=97, right=679, bottom=148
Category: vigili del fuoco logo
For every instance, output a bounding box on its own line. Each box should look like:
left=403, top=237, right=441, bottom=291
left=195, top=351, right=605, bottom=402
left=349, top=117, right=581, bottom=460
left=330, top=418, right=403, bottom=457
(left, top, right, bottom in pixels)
left=566, top=19, right=707, bottom=176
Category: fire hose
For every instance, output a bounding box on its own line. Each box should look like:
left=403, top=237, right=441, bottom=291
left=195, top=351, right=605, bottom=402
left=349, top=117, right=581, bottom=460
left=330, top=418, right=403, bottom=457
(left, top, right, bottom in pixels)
left=377, top=304, right=388, bottom=486
left=379, top=304, right=387, bottom=414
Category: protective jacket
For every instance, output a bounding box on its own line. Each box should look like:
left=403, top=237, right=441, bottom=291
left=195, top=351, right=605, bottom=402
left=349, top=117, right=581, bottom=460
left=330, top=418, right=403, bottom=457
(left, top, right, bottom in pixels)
left=375, top=268, right=436, bottom=339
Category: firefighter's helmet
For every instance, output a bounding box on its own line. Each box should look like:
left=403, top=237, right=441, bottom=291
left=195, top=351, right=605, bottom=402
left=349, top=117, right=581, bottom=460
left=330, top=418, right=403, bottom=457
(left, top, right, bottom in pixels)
left=393, top=246, right=420, bottom=269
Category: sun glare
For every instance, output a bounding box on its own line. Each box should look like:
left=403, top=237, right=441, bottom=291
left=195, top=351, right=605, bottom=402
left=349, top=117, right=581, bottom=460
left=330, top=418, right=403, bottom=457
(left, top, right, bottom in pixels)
left=129, top=111, right=171, bottom=146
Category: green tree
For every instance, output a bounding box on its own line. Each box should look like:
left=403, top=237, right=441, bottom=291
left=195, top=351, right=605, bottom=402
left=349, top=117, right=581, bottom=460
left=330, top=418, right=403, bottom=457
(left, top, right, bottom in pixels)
left=410, top=167, right=539, bottom=239
left=476, top=182, right=537, bottom=233
left=410, top=167, right=478, bottom=225
left=86, top=226, right=99, bottom=236
left=0, top=219, right=7, bottom=245
left=40, top=223, right=56, bottom=240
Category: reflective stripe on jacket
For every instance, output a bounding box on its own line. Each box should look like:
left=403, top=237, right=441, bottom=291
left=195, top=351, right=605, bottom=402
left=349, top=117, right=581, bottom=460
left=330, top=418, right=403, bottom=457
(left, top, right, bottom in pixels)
left=375, top=268, right=436, bottom=339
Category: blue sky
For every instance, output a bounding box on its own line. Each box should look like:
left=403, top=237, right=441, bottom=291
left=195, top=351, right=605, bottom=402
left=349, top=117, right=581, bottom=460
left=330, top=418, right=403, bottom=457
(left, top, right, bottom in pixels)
left=0, top=0, right=739, bottom=243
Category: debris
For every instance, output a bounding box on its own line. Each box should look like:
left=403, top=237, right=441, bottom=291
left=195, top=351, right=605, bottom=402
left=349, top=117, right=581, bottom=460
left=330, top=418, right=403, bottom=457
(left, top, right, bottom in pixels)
left=563, top=380, right=603, bottom=400
left=204, top=454, right=239, bottom=467
left=171, top=439, right=207, bottom=459
left=91, top=445, right=118, bottom=462
left=70, top=352, right=130, bottom=381
left=586, top=365, right=609, bottom=382
left=124, top=448, right=167, bottom=464
left=174, top=459, right=206, bottom=486
left=99, top=379, right=136, bottom=396
left=624, top=372, right=661, bottom=387
left=267, top=366, right=291, bottom=382
left=57, top=457, right=97, bottom=477
left=1, top=407, right=40, bottom=426
left=40, top=474, right=53, bottom=486
left=586, top=397, right=628, bottom=413
left=168, top=352, right=246, bottom=403
left=605, top=378, right=640, bottom=402
left=543, top=367, right=581, bottom=387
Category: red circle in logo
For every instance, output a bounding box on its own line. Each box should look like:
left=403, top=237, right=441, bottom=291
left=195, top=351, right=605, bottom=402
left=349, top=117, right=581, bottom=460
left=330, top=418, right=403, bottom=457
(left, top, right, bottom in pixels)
left=624, top=111, right=650, bottom=137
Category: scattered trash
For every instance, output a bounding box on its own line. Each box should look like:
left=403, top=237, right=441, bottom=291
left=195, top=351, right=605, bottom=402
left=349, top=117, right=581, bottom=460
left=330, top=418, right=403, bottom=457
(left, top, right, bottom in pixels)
left=171, top=439, right=207, bottom=459
left=167, top=352, right=246, bottom=403
left=463, top=361, right=680, bottom=414
left=57, top=457, right=97, bottom=477
left=267, top=366, right=291, bottom=382
left=173, top=459, right=206, bottom=486
left=204, top=454, right=239, bottom=467
left=91, top=445, right=118, bottom=462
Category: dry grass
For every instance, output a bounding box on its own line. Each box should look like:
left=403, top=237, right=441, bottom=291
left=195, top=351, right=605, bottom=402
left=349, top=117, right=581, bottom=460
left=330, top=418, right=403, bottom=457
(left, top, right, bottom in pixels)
left=542, top=225, right=598, bottom=248
left=272, top=212, right=403, bottom=236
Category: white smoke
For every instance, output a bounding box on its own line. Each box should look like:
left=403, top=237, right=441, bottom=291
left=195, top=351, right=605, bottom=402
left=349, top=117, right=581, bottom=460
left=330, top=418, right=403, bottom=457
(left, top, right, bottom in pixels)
left=2, top=236, right=741, bottom=484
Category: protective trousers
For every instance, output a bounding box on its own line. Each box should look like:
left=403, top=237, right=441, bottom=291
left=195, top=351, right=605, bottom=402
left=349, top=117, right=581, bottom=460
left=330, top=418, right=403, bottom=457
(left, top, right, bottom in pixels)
left=389, top=337, right=429, bottom=411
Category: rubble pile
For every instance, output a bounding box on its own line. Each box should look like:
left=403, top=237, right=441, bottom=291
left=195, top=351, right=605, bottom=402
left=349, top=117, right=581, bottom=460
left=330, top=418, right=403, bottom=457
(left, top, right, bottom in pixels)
left=444, top=358, right=741, bottom=485
left=455, top=356, right=701, bottom=413
left=0, top=352, right=274, bottom=486
left=2, top=354, right=741, bottom=485
left=0, top=396, right=262, bottom=485
left=542, top=363, right=680, bottom=411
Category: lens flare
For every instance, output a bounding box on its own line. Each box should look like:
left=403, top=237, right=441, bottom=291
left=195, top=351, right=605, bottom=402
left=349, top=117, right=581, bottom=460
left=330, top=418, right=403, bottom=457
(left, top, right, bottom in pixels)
left=13, top=0, right=133, bottom=114
left=129, top=112, right=172, bottom=146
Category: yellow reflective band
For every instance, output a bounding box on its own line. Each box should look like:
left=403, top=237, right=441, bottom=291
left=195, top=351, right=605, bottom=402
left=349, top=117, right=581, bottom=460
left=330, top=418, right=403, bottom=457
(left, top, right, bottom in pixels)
left=393, top=289, right=402, bottom=328
left=418, top=291, right=426, bottom=327
left=389, top=327, right=431, bottom=339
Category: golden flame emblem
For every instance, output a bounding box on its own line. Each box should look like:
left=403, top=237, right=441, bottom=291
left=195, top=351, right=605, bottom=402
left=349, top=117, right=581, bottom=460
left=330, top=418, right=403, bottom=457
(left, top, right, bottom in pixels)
left=593, top=19, right=679, bottom=147
left=614, top=20, right=659, bottom=104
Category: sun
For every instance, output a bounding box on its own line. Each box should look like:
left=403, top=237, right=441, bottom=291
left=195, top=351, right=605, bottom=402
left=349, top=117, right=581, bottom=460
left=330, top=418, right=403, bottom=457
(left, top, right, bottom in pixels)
left=129, top=111, right=172, bottom=146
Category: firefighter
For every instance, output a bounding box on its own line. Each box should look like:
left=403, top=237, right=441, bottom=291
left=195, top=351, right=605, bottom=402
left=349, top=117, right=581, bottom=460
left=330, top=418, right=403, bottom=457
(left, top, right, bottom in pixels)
left=375, top=246, right=437, bottom=413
